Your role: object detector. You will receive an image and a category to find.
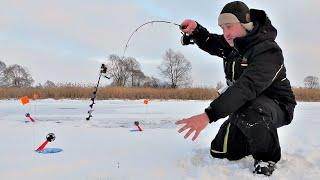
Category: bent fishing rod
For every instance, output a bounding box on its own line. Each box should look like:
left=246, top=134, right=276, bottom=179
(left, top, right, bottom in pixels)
left=86, top=20, right=193, bottom=120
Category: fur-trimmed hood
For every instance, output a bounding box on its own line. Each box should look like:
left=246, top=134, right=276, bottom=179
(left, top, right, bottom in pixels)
left=234, top=9, right=278, bottom=53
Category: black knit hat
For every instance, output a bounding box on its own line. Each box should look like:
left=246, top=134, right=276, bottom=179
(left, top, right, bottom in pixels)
left=218, top=1, right=253, bottom=30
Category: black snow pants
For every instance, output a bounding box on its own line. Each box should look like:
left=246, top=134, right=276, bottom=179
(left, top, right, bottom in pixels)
left=210, top=95, right=287, bottom=163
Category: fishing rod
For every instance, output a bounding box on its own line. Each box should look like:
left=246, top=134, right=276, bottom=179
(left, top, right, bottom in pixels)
left=122, top=20, right=181, bottom=58
left=86, top=20, right=193, bottom=120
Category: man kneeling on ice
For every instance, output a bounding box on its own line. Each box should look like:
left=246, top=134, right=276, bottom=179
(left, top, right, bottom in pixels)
left=176, top=1, right=296, bottom=176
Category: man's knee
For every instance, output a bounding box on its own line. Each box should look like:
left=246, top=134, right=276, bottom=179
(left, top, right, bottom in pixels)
left=230, top=100, right=280, bottom=156
left=232, top=97, right=275, bottom=131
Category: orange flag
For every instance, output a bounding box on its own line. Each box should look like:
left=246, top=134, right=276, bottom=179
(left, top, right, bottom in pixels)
left=20, top=96, right=30, bottom=105
left=143, top=99, right=149, bottom=105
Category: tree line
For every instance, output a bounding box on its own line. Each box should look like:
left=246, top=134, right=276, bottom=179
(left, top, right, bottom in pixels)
left=0, top=49, right=193, bottom=88
left=1, top=48, right=319, bottom=89
left=0, top=61, right=34, bottom=87
left=106, top=48, right=192, bottom=88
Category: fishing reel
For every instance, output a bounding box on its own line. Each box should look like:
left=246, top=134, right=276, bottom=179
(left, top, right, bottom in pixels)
left=180, top=32, right=195, bottom=46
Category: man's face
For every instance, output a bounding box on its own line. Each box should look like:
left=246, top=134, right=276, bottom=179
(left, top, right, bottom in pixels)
left=220, top=22, right=247, bottom=47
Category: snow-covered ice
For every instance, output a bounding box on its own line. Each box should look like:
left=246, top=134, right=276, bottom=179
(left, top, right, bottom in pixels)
left=0, top=99, right=319, bottom=179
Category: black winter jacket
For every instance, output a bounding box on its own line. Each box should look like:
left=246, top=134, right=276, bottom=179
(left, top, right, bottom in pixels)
left=190, top=9, right=296, bottom=125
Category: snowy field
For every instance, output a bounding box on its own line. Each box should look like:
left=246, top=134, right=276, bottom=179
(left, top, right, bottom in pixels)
left=0, top=99, right=319, bottom=179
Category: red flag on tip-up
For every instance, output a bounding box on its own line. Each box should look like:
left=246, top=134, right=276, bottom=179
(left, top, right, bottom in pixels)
left=134, top=121, right=143, bottom=131
left=25, top=113, right=35, bottom=122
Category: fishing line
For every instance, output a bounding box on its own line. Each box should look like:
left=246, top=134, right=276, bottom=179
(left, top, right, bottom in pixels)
left=86, top=20, right=182, bottom=120
left=122, top=20, right=181, bottom=58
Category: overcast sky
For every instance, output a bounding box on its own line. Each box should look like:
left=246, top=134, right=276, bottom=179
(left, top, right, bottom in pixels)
left=0, top=0, right=319, bottom=87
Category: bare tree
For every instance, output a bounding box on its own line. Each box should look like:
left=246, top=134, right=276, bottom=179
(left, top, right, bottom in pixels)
left=125, top=57, right=142, bottom=87
left=143, top=76, right=160, bottom=88
left=0, top=61, right=6, bottom=87
left=0, top=61, right=5, bottom=71
left=44, top=80, right=56, bottom=88
left=2, top=64, right=34, bottom=87
left=106, top=55, right=130, bottom=86
left=158, top=49, right=192, bottom=88
left=132, top=70, right=146, bottom=87
left=35, top=83, right=43, bottom=88
left=304, top=76, right=319, bottom=89
left=106, top=55, right=147, bottom=87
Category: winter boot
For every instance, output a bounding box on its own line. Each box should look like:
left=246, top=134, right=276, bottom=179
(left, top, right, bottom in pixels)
left=253, top=159, right=276, bottom=176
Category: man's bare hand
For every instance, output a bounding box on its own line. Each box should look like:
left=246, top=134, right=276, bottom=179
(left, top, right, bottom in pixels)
left=175, top=113, right=209, bottom=141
